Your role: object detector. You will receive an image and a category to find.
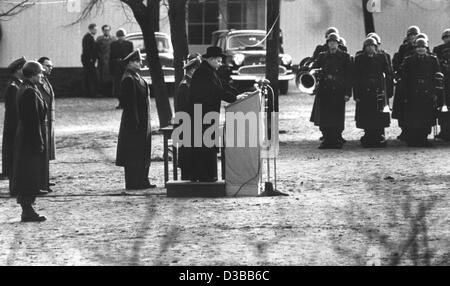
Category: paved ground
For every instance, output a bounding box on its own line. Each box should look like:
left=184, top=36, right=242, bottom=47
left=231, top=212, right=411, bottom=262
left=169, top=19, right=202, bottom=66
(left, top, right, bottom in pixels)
left=0, top=83, right=449, bottom=265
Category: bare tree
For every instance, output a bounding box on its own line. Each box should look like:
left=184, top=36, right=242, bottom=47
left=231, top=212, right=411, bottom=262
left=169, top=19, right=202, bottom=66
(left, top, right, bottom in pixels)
left=0, top=0, right=34, bottom=20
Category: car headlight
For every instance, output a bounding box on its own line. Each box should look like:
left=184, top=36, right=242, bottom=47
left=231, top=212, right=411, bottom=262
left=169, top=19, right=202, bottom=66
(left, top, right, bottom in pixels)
left=233, top=53, right=245, bottom=66
left=281, top=54, right=292, bottom=66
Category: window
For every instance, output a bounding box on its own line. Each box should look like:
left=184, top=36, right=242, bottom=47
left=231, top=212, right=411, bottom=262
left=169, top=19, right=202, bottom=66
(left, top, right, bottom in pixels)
left=227, top=0, right=258, bottom=30
left=188, top=0, right=219, bottom=45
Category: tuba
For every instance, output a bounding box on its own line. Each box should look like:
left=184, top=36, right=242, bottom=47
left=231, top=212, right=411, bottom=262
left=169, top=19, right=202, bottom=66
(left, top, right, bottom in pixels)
left=296, top=68, right=322, bottom=95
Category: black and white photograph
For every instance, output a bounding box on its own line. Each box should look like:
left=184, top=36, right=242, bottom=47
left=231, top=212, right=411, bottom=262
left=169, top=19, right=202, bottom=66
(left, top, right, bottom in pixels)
left=0, top=0, right=449, bottom=271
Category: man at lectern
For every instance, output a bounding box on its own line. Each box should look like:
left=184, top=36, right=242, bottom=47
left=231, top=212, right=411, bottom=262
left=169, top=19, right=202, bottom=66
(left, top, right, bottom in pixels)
left=189, top=46, right=247, bottom=182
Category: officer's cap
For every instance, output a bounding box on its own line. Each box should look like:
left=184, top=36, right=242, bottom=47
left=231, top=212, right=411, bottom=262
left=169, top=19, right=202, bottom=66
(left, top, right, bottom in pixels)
left=415, top=38, right=428, bottom=48
left=22, top=61, right=44, bottom=78
left=122, top=50, right=141, bottom=64
left=7, top=56, right=27, bottom=73
left=326, top=32, right=340, bottom=43
left=406, top=26, right=420, bottom=36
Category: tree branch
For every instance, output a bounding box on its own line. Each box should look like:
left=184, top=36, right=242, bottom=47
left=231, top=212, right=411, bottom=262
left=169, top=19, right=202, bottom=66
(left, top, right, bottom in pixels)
left=0, top=0, right=34, bottom=20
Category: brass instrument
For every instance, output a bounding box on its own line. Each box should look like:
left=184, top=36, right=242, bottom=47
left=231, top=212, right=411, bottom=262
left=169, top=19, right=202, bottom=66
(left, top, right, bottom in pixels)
left=435, top=72, right=448, bottom=113
left=296, top=68, right=322, bottom=95
left=376, top=73, right=391, bottom=113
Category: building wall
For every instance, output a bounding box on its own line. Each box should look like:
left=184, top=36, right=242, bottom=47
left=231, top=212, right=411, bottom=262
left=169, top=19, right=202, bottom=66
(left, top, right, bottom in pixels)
left=281, top=0, right=450, bottom=64
left=0, top=1, right=170, bottom=68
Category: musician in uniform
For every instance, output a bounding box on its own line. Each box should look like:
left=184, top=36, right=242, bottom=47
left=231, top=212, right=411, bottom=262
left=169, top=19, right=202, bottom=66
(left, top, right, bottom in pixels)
left=175, top=53, right=201, bottom=180
left=400, top=38, right=441, bottom=147
left=392, top=26, right=420, bottom=141
left=311, top=33, right=352, bottom=149
left=116, top=50, right=156, bottom=190
left=1, top=57, right=26, bottom=195
left=433, top=29, right=450, bottom=141
left=12, top=61, right=48, bottom=222
left=354, top=38, right=393, bottom=148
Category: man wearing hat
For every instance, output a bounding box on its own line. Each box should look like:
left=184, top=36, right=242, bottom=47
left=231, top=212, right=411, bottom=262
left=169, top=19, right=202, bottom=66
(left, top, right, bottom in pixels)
left=175, top=53, right=201, bottom=180
left=189, top=46, right=246, bottom=182
left=433, top=29, right=450, bottom=141
left=12, top=61, right=48, bottom=222
left=392, top=26, right=421, bottom=141
left=400, top=38, right=441, bottom=147
left=116, top=50, right=156, bottom=190
left=311, top=33, right=352, bottom=149
left=353, top=38, right=393, bottom=148
left=110, top=28, right=134, bottom=109
left=1, top=57, right=26, bottom=195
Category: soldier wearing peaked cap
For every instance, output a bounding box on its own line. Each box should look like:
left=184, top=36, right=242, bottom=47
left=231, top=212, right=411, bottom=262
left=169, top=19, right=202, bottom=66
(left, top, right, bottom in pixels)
left=433, top=29, right=450, bottom=141
left=1, top=57, right=26, bottom=195
left=400, top=38, right=441, bottom=147
left=116, top=50, right=156, bottom=190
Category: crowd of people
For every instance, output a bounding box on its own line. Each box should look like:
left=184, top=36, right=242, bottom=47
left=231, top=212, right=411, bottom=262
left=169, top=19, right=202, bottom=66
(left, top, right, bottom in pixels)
left=305, top=26, right=450, bottom=149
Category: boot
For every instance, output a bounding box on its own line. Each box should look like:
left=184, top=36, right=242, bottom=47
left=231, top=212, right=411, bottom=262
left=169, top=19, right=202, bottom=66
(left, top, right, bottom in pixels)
left=21, top=204, right=46, bottom=222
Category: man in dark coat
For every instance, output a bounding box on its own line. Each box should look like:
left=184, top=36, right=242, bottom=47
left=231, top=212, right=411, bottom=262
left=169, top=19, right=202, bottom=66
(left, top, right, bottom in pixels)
left=96, top=24, right=116, bottom=97
left=175, top=53, right=201, bottom=180
left=110, top=28, right=134, bottom=109
left=433, top=29, right=450, bottom=141
left=401, top=38, right=441, bottom=147
left=12, top=61, right=48, bottom=222
left=1, top=57, right=26, bottom=195
left=311, top=33, right=352, bottom=149
left=81, top=23, right=98, bottom=98
left=37, top=57, right=56, bottom=192
left=189, top=46, right=244, bottom=182
left=392, top=26, right=420, bottom=141
left=354, top=38, right=393, bottom=148
left=116, top=50, right=155, bottom=190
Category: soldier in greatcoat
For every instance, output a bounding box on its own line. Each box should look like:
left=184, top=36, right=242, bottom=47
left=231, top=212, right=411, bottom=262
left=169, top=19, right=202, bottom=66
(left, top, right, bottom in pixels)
left=116, top=50, right=155, bottom=190
left=392, top=26, right=420, bottom=141
left=1, top=57, right=26, bottom=195
left=189, top=47, right=247, bottom=182
left=12, top=61, right=48, bottom=222
left=37, top=57, right=56, bottom=192
left=110, top=29, right=134, bottom=109
left=401, top=38, right=441, bottom=147
left=433, top=29, right=450, bottom=141
left=175, top=53, right=201, bottom=181
left=354, top=38, right=393, bottom=148
left=311, top=33, right=352, bottom=149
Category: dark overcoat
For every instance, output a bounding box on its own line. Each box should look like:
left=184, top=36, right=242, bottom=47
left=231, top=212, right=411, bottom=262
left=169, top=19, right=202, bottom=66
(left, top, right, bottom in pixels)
left=311, top=50, right=352, bottom=130
left=116, top=69, right=152, bottom=168
left=96, top=35, right=116, bottom=83
left=354, top=52, right=393, bottom=129
left=37, top=77, right=55, bottom=160
left=433, top=43, right=450, bottom=124
left=12, top=80, right=48, bottom=197
left=110, top=39, right=134, bottom=76
left=81, top=33, right=97, bottom=68
left=189, top=61, right=238, bottom=181
left=2, top=77, right=22, bottom=177
left=401, top=54, right=441, bottom=129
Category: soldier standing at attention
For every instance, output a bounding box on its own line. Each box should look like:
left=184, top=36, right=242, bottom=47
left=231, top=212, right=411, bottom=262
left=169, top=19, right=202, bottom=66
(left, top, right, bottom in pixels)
left=1, top=57, right=26, bottom=196
left=116, top=50, right=156, bottom=190
left=110, top=28, right=134, bottom=109
left=12, top=61, right=48, bottom=222
left=401, top=38, right=441, bottom=147
left=311, top=33, right=352, bottom=149
left=433, top=29, right=450, bottom=141
left=354, top=38, right=393, bottom=148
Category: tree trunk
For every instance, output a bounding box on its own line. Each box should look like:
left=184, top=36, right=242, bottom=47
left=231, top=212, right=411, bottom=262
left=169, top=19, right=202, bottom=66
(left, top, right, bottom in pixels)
left=168, top=0, right=189, bottom=110
left=266, top=0, right=280, bottom=113
left=362, top=0, right=376, bottom=35
left=152, top=0, right=160, bottom=32
left=124, top=0, right=173, bottom=128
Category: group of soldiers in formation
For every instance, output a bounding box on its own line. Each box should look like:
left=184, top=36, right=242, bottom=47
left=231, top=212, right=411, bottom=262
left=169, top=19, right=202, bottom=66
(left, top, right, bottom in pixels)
left=2, top=57, right=56, bottom=222
left=306, top=26, right=450, bottom=149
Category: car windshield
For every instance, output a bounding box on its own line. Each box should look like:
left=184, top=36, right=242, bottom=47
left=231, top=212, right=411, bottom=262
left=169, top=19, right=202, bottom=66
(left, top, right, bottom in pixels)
left=129, top=35, right=172, bottom=53
left=228, top=34, right=266, bottom=50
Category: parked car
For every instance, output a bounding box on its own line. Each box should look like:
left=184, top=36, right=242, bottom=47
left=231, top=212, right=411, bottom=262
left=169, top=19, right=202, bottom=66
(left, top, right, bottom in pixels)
left=125, top=32, right=175, bottom=86
left=212, top=29, right=295, bottom=94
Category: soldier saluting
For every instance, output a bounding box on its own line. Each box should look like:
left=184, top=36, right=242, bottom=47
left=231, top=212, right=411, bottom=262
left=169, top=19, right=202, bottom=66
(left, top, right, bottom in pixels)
left=400, top=38, right=441, bottom=147
left=311, top=33, right=352, bottom=149
left=354, top=38, right=393, bottom=148
left=433, top=29, right=450, bottom=141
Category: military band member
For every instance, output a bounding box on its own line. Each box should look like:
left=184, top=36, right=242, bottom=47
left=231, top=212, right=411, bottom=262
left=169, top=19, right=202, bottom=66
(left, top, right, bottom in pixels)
left=392, top=26, right=421, bottom=141
left=354, top=38, right=393, bottom=148
left=401, top=38, right=441, bottom=147
left=433, top=29, right=450, bottom=141
left=175, top=53, right=201, bottom=180
left=37, top=57, right=56, bottom=193
left=12, top=61, right=48, bottom=222
left=1, top=57, right=26, bottom=195
left=116, top=50, right=156, bottom=190
left=311, top=33, right=352, bottom=149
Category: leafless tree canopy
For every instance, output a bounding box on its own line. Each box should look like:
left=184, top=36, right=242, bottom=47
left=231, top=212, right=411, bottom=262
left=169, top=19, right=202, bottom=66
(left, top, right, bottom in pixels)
left=0, top=0, right=34, bottom=20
